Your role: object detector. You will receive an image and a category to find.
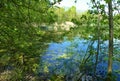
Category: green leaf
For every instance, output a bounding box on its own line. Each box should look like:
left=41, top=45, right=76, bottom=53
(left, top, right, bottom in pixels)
left=104, top=0, right=111, bottom=3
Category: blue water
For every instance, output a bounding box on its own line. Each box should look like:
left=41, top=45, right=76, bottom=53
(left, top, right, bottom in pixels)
left=40, top=37, right=120, bottom=80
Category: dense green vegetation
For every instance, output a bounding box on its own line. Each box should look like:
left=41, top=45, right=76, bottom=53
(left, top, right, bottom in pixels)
left=0, top=0, right=120, bottom=81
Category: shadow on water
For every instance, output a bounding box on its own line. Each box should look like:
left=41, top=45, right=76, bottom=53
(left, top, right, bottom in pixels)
left=40, top=37, right=120, bottom=81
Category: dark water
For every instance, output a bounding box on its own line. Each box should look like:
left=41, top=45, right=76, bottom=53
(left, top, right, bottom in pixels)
left=40, top=37, right=120, bottom=80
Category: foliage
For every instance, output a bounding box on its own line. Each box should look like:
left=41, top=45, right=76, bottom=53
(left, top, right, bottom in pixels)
left=0, top=0, right=60, bottom=80
left=0, top=0, right=120, bottom=81
left=51, top=6, right=77, bottom=23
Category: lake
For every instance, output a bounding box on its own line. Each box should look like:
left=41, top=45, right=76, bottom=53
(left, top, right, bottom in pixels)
left=40, top=37, right=120, bottom=81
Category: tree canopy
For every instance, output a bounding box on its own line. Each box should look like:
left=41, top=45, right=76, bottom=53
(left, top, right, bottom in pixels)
left=0, top=0, right=120, bottom=81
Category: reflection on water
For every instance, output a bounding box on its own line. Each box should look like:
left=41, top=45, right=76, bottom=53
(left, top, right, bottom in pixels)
left=40, top=37, right=120, bottom=80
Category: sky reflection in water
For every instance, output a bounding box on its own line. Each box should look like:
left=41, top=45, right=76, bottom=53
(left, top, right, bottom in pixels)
left=41, top=37, right=120, bottom=80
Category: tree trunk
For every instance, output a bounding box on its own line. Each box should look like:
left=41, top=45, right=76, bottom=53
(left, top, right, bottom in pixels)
left=105, top=0, right=115, bottom=81
left=106, top=0, right=113, bottom=81
left=94, top=13, right=100, bottom=80
left=108, top=0, right=113, bottom=74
